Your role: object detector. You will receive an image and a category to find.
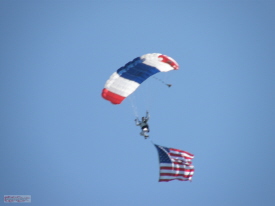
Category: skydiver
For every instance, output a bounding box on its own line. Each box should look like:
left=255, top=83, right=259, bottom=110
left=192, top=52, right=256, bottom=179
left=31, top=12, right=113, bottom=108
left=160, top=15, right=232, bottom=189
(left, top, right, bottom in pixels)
left=135, top=111, right=150, bottom=139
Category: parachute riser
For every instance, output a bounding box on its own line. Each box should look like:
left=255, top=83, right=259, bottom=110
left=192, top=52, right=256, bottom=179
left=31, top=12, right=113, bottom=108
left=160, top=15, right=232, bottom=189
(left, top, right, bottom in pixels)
left=152, top=76, right=172, bottom=88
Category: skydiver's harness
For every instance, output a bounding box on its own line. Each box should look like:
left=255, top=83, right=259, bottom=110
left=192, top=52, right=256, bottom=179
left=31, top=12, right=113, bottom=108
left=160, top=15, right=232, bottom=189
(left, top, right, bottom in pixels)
left=142, top=125, right=149, bottom=132
left=139, top=120, right=149, bottom=132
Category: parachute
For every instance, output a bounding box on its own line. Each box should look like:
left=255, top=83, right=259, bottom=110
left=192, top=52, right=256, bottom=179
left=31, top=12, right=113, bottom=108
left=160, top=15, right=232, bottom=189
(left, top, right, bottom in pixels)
left=102, top=53, right=179, bottom=104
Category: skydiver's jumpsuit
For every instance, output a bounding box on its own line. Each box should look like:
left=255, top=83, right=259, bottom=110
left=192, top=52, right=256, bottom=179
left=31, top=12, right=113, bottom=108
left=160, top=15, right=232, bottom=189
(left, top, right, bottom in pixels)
left=135, top=112, right=150, bottom=138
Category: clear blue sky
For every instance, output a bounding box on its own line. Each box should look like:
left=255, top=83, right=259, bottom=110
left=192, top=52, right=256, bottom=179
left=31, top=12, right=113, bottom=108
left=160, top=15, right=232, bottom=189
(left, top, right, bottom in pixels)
left=1, top=0, right=275, bottom=205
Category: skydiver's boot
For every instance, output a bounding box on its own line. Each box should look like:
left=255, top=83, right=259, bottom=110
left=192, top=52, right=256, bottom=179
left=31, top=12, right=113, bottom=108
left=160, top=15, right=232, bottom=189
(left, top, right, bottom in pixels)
left=143, top=131, right=149, bottom=139
left=140, top=131, right=148, bottom=139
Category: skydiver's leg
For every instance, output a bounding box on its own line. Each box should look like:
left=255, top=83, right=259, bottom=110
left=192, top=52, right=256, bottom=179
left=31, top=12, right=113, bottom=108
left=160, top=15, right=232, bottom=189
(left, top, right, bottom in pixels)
left=140, top=130, right=148, bottom=137
left=142, top=128, right=149, bottom=138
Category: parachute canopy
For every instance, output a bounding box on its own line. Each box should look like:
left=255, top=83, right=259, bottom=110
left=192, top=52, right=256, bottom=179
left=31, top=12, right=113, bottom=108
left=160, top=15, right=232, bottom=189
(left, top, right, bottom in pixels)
left=102, top=53, right=179, bottom=104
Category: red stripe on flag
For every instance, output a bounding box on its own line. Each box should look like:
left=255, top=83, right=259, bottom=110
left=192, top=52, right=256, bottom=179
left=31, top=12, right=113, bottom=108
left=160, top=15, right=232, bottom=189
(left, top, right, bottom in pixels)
left=159, top=178, right=189, bottom=182
left=160, top=167, right=194, bottom=172
left=169, top=153, right=193, bottom=159
left=169, top=148, right=194, bottom=157
left=172, top=161, right=193, bottom=165
left=160, top=173, right=193, bottom=178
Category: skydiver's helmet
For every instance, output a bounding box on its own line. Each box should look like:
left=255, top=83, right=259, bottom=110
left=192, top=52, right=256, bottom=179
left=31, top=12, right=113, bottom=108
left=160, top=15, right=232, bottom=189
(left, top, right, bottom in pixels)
left=142, top=117, right=145, bottom=121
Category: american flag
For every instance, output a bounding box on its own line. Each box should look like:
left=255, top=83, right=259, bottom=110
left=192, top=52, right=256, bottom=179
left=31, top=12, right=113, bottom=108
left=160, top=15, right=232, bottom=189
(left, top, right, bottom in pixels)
left=154, top=144, right=195, bottom=182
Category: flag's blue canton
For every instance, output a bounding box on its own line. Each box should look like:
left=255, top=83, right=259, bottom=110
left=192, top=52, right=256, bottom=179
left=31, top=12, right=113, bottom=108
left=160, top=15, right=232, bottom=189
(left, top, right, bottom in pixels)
left=155, top=145, right=172, bottom=163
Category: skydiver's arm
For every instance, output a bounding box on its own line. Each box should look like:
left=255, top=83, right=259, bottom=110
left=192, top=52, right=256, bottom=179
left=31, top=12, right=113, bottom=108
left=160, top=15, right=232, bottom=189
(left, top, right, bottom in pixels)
left=135, top=118, right=141, bottom=126
left=145, top=111, right=150, bottom=121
